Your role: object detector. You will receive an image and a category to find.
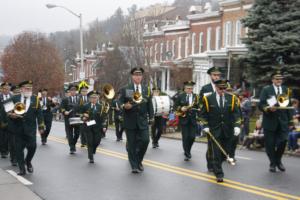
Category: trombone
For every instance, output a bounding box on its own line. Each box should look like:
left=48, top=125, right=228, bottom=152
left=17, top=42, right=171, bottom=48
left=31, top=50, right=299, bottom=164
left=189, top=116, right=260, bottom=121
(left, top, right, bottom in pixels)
left=205, top=130, right=235, bottom=166
left=7, top=102, right=26, bottom=118
left=100, top=84, right=115, bottom=115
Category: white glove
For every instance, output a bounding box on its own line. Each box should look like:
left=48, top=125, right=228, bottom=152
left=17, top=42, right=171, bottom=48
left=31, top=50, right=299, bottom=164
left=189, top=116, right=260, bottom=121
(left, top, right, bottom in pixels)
left=203, top=128, right=210, bottom=133
left=234, top=127, right=241, bottom=136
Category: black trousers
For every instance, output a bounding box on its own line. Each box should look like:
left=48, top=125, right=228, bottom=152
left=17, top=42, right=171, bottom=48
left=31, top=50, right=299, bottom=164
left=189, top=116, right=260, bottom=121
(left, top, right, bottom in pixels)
left=229, top=135, right=239, bottom=159
left=84, top=125, right=101, bottom=160
left=80, top=125, right=87, bottom=145
left=151, top=116, right=163, bottom=144
left=41, top=113, right=53, bottom=143
left=125, top=128, right=149, bottom=169
left=15, top=134, right=36, bottom=171
left=181, top=123, right=197, bottom=156
left=206, top=138, right=213, bottom=170
left=0, top=129, right=8, bottom=156
left=66, top=123, right=80, bottom=151
left=8, top=132, right=17, bottom=163
left=264, top=127, right=287, bottom=165
left=210, top=135, right=229, bottom=178
left=115, top=118, right=124, bottom=140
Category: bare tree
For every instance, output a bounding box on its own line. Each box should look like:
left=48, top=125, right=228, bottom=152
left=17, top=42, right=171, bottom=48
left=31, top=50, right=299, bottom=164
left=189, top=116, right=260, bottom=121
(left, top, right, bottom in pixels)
left=1, top=32, right=64, bottom=94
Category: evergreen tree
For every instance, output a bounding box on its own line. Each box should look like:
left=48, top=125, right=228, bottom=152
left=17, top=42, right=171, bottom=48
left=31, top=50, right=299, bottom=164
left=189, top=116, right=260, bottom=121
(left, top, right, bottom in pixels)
left=242, top=0, right=300, bottom=89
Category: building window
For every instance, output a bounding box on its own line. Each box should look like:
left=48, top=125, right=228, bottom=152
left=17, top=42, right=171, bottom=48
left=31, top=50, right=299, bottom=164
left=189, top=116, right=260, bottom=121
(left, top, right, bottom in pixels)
left=154, top=43, right=158, bottom=62
left=166, top=40, right=169, bottom=53
left=172, top=40, right=176, bottom=59
left=149, top=46, right=153, bottom=63
left=225, top=21, right=232, bottom=47
left=207, top=27, right=211, bottom=51
left=192, top=32, right=196, bottom=54
left=235, top=20, right=241, bottom=46
left=160, top=43, right=164, bottom=62
left=215, top=26, right=221, bottom=50
left=178, top=37, right=182, bottom=59
left=185, top=36, right=189, bottom=57
left=199, top=32, right=203, bottom=53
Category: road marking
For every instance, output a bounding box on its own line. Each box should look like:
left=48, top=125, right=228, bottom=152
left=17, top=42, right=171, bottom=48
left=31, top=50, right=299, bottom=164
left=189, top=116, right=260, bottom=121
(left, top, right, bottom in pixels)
left=235, top=156, right=253, bottom=160
left=6, top=170, right=33, bottom=185
left=48, top=135, right=300, bottom=200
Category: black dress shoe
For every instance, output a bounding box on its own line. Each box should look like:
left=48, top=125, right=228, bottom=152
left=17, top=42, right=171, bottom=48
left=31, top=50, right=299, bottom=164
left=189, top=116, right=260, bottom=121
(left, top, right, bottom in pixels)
left=131, top=168, right=139, bottom=173
left=1, top=154, right=7, bottom=158
left=216, top=177, right=224, bottom=183
left=89, top=159, right=94, bottom=164
left=138, top=163, right=144, bottom=172
left=17, top=169, right=26, bottom=176
left=277, top=163, right=286, bottom=172
left=26, top=162, right=34, bottom=173
left=184, top=156, right=190, bottom=161
left=269, top=164, right=276, bottom=173
left=11, top=161, right=18, bottom=167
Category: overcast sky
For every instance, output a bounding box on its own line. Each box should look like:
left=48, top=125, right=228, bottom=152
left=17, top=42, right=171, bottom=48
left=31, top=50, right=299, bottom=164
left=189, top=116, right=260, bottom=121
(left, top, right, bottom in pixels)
left=0, top=0, right=173, bottom=36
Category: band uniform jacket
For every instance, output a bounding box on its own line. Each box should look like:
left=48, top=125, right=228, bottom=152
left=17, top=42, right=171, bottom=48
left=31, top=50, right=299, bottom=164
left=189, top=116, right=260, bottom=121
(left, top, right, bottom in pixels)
left=258, top=85, right=293, bottom=133
left=200, top=92, right=241, bottom=138
left=10, top=95, right=45, bottom=136
left=119, top=84, right=154, bottom=130
left=81, top=102, right=107, bottom=132
left=175, top=93, right=200, bottom=126
left=60, top=95, right=80, bottom=119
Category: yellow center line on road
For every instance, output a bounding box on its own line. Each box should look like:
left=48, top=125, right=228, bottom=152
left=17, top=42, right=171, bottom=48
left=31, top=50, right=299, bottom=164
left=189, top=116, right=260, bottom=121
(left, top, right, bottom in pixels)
left=47, top=135, right=300, bottom=200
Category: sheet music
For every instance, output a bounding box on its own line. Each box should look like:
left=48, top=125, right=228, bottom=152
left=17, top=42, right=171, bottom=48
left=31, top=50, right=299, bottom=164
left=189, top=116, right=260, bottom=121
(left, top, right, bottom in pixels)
left=267, top=96, right=277, bottom=107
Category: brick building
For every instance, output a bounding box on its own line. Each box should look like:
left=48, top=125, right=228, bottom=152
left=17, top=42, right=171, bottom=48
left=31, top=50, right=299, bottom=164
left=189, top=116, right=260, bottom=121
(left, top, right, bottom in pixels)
left=143, top=0, right=254, bottom=95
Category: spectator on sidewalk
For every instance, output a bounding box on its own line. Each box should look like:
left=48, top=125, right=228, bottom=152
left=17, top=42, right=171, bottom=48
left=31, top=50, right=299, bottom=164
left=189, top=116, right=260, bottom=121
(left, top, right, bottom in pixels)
left=288, top=99, right=300, bottom=152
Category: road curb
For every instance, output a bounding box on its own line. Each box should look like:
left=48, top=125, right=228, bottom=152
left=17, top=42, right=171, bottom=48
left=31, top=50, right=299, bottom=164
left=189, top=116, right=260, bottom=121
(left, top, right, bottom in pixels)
left=0, top=168, right=42, bottom=200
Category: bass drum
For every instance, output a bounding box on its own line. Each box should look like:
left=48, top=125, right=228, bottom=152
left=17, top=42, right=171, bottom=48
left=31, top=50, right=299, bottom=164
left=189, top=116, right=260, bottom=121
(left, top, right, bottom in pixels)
left=152, top=96, right=171, bottom=116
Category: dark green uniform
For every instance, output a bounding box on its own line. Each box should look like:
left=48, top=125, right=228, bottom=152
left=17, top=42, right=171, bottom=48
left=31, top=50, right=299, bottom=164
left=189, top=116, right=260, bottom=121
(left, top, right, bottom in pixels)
left=112, top=99, right=124, bottom=141
left=10, top=95, right=44, bottom=173
left=79, top=95, right=89, bottom=146
left=60, top=95, right=80, bottom=153
left=199, top=83, right=215, bottom=170
left=175, top=92, right=200, bottom=159
left=0, top=93, right=12, bottom=158
left=200, top=92, right=241, bottom=179
left=82, top=102, right=107, bottom=162
left=119, top=84, right=154, bottom=171
left=258, top=85, right=293, bottom=169
left=39, top=96, right=55, bottom=144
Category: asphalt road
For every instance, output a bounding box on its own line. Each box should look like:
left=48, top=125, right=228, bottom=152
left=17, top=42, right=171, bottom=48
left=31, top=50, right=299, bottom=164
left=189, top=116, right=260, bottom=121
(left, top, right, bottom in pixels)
left=0, top=121, right=300, bottom=200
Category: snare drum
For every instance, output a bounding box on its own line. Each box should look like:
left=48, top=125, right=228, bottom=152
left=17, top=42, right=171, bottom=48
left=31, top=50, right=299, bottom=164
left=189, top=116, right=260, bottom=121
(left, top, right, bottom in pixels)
left=69, top=117, right=83, bottom=126
left=152, top=96, right=171, bottom=116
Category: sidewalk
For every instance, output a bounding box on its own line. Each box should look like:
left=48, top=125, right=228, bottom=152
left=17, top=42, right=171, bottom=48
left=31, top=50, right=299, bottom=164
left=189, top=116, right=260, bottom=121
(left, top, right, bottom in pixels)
left=0, top=169, right=41, bottom=200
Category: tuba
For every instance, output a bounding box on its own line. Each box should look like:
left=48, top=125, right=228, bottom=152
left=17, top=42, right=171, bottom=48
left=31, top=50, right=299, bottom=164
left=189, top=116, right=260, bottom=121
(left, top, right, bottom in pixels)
left=175, top=95, right=200, bottom=117
left=101, top=84, right=115, bottom=115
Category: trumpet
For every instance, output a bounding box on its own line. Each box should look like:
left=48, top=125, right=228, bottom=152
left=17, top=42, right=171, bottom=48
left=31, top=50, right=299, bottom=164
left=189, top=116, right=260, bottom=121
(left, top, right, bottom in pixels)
left=14, top=102, right=26, bottom=115
left=205, top=130, right=235, bottom=166
left=132, top=91, right=143, bottom=104
left=175, top=95, right=200, bottom=117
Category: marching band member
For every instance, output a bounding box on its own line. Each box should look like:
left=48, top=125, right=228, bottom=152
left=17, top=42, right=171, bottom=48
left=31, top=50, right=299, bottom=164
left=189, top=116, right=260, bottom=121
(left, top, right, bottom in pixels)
left=9, top=81, right=45, bottom=175
left=199, top=66, right=222, bottom=171
left=175, top=81, right=200, bottom=161
left=0, top=82, right=12, bottom=158
left=258, top=70, right=293, bottom=172
left=119, top=67, right=154, bottom=173
left=81, top=91, right=107, bottom=163
left=151, top=87, right=165, bottom=148
left=112, top=92, right=124, bottom=141
left=79, top=85, right=89, bottom=147
left=39, top=89, right=56, bottom=145
left=200, top=79, right=241, bottom=182
left=60, top=84, right=80, bottom=154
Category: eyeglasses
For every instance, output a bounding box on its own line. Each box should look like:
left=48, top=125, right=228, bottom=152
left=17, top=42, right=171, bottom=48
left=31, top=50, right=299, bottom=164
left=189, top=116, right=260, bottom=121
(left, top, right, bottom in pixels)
left=218, top=87, right=227, bottom=90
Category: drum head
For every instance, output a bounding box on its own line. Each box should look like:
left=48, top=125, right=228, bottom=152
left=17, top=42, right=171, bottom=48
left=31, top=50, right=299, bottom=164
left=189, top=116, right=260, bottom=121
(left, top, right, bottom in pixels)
left=152, top=96, right=171, bottom=116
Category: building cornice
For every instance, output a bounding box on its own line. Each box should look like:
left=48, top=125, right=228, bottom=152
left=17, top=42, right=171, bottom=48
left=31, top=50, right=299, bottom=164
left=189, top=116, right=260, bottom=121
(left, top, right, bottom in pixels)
left=218, top=0, right=241, bottom=7
left=187, top=11, right=221, bottom=21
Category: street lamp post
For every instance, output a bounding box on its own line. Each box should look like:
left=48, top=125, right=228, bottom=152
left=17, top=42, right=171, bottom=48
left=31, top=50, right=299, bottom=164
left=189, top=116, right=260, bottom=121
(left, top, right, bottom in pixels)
left=46, top=4, right=84, bottom=80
